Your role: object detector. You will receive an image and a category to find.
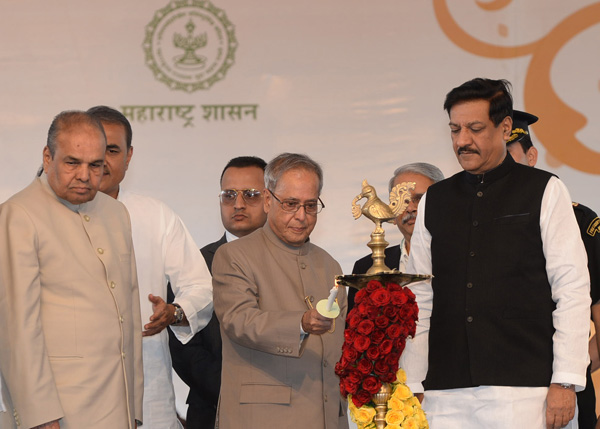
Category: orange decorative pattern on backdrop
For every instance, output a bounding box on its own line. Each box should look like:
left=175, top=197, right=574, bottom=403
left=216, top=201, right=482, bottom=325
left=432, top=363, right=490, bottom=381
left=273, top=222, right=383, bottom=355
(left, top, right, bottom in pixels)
left=434, top=0, right=600, bottom=174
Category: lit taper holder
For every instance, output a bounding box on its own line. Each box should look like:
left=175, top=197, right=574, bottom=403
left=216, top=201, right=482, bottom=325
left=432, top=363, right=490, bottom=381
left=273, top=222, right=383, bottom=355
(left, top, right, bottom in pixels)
left=315, top=281, right=341, bottom=318
left=335, top=180, right=431, bottom=429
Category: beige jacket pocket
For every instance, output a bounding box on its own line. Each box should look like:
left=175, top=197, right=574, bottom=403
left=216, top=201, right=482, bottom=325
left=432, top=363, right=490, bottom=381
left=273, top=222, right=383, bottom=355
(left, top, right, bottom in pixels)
left=239, top=383, right=291, bottom=404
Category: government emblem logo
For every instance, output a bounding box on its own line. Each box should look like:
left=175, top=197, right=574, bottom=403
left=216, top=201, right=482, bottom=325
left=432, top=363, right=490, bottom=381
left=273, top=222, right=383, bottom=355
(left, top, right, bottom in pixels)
left=143, top=0, right=237, bottom=92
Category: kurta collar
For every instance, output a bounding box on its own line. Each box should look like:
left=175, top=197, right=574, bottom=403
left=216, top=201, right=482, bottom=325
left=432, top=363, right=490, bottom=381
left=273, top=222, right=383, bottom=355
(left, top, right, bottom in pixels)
left=463, top=153, right=515, bottom=185
left=262, top=221, right=311, bottom=256
left=39, top=173, right=83, bottom=212
left=400, top=237, right=407, bottom=255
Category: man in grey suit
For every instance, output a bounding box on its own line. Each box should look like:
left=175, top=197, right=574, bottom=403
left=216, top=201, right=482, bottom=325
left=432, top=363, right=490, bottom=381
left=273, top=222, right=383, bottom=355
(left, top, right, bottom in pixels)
left=169, top=155, right=267, bottom=428
left=212, top=152, right=348, bottom=429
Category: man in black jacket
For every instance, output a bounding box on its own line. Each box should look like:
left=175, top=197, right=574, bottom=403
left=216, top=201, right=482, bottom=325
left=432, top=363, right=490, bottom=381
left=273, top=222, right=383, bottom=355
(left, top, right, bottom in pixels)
left=169, top=156, right=267, bottom=428
left=402, top=78, right=590, bottom=429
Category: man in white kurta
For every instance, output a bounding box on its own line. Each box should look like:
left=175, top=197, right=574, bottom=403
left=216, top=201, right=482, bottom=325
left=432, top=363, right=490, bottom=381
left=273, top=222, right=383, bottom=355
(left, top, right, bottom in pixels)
left=88, top=106, right=213, bottom=428
left=400, top=78, right=590, bottom=429
left=404, top=177, right=590, bottom=428
left=120, top=192, right=213, bottom=428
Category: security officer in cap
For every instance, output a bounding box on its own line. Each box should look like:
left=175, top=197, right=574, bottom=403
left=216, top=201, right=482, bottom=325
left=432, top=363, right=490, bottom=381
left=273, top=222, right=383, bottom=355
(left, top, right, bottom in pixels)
left=508, top=109, right=600, bottom=429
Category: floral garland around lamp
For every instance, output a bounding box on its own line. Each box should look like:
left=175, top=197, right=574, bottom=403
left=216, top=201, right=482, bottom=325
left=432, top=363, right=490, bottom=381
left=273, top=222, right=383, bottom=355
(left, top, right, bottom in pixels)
left=349, top=369, right=427, bottom=429
left=335, top=280, right=428, bottom=429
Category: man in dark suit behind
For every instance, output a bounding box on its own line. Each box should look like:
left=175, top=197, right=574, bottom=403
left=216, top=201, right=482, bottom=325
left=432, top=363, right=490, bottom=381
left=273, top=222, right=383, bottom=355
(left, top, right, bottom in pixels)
left=349, top=163, right=444, bottom=312
left=169, top=156, right=267, bottom=428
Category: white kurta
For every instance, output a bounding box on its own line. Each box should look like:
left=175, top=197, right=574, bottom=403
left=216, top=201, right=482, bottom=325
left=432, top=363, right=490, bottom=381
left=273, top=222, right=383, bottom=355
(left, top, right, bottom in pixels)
left=119, top=192, right=213, bottom=429
left=398, top=237, right=409, bottom=272
left=401, top=176, right=590, bottom=428
left=0, top=375, right=5, bottom=412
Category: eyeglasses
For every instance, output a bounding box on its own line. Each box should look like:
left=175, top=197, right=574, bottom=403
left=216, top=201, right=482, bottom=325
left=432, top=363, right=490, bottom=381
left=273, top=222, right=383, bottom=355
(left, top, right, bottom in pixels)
left=219, top=189, right=263, bottom=205
left=268, top=190, right=324, bottom=214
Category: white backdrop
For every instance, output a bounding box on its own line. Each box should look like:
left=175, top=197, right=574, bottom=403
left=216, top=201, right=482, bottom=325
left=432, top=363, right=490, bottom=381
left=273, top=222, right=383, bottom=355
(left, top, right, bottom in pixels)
left=1, top=0, right=599, bottom=272
left=1, top=0, right=599, bottom=423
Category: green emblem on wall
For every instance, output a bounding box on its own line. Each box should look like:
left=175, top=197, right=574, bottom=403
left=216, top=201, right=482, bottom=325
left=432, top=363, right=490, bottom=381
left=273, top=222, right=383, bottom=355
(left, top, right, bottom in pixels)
left=143, top=0, right=237, bottom=92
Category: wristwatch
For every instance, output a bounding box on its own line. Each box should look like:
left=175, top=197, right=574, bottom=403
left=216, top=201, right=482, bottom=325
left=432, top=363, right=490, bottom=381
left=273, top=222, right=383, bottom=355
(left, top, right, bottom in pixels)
left=171, top=303, right=184, bottom=325
left=559, top=383, right=575, bottom=390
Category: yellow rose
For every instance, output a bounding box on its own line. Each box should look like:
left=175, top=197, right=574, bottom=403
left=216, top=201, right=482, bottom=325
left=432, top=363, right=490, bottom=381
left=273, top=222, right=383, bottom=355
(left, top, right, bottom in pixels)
left=396, top=368, right=407, bottom=383
left=415, top=408, right=429, bottom=428
left=385, top=409, right=405, bottom=425
left=385, top=424, right=402, bottom=429
left=402, top=402, right=415, bottom=417
left=392, top=384, right=412, bottom=401
left=388, top=395, right=405, bottom=411
left=351, top=405, right=376, bottom=425
left=409, top=396, right=421, bottom=407
left=402, top=416, right=419, bottom=429
left=348, top=397, right=358, bottom=413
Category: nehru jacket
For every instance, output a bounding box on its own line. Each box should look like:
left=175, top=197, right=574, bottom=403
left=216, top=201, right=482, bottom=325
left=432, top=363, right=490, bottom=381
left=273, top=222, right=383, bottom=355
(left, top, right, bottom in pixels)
left=0, top=176, right=143, bottom=428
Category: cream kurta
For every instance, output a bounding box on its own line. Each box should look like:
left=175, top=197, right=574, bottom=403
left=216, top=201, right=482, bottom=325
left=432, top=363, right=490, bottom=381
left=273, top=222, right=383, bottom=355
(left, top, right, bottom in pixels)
left=212, top=223, right=348, bottom=429
left=0, top=177, right=143, bottom=429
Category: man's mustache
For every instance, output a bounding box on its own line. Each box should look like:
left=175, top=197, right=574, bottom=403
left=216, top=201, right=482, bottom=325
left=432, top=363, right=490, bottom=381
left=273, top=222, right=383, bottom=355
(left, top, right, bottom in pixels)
left=402, top=212, right=417, bottom=224
left=457, top=147, right=479, bottom=155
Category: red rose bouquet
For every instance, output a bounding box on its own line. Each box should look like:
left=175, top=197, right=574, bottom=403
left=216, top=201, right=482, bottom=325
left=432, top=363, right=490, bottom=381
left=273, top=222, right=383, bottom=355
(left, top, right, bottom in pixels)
left=335, top=280, right=418, bottom=408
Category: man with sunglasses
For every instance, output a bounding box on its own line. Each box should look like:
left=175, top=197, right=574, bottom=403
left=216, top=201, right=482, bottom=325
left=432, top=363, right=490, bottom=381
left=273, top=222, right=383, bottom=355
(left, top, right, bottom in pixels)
left=169, top=156, right=267, bottom=428
left=212, top=153, right=348, bottom=429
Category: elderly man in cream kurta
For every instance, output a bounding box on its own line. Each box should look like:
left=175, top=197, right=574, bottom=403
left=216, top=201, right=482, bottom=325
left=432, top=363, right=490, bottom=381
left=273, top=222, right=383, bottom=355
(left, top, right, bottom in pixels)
left=0, top=111, right=143, bottom=429
left=213, top=153, right=348, bottom=429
